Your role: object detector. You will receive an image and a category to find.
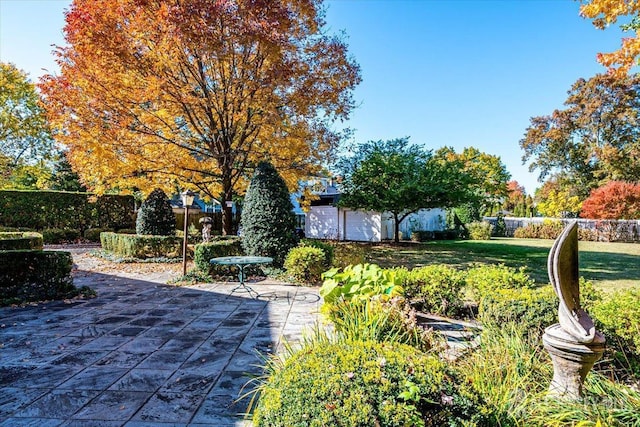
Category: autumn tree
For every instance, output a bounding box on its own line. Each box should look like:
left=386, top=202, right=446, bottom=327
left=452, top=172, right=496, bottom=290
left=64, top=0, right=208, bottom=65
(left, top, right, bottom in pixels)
left=580, top=181, right=640, bottom=219
left=337, top=138, right=473, bottom=243
left=0, top=62, right=53, bottom=171
left=535, top=179, right=583, bottom=218
left=581, top=0, right=640, bottom=75
left=520, top=73, right=640, bottom=197
left=40, top=0, right=361, bottom=235
left=501, top=180, right=533, bottom=217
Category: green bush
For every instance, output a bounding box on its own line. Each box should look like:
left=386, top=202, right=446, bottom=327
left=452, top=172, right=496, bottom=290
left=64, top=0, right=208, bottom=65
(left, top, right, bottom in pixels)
left=300, top=238, right=334, bottom=267
left=330, top=242, right=367, bottom=268
left=42, top=228, right=81, bottom=244
left=251, top=337, right=474, bottom=427
left=478, top=286, right=557, bottom=333
left=464, top=264, right=534, bottom=303
left=513, top=220, right=564, bottom=240
left=100, top=232, right=182, bottom=259
left=135, top=188, right=176, bottom=236
left=284, top=246, right=326, bottom=285
left=83, top=228, right=112, bottom=242
left=401, top=264, right=466, bottom=316
left=241, top=162, right=298, bottom=266
left=466, top=221, right=493, bottom=240
left=592, top=289, right=640, bottom=376
left=0, top=250, right=79, bottom=306
left=0, top=232, right=43, bottom=250
left=193, top=237, right=243, bottom=276
left=410, top=230, right=433, bottom=242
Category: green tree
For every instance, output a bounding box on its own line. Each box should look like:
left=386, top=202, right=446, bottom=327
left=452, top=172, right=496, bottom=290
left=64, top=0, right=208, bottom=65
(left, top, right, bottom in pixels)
left=0, top=63, right=53, bottom=168
left=135, top=188, right=176, bottom=236
left=435, top=146, right=511, bottom=216
left=520, top=73, right=640, bottom=197
left=240, top=162, right=298, bottom=266
left=337, top=138, right=473, bottom=243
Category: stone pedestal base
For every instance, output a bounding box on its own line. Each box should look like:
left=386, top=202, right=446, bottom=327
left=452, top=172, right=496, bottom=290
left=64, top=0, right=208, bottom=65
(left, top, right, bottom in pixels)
left=542, top=324, right=605, bottom=399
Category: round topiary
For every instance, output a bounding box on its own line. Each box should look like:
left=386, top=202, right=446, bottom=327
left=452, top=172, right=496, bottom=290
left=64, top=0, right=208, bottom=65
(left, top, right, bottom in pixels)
left=240, top=162, right=298, bottom=266
left=135, top=188, right=176, bottom=236
left=252, top=339, right=470, bottom=426
left=284, top=245, right=326, bottom=285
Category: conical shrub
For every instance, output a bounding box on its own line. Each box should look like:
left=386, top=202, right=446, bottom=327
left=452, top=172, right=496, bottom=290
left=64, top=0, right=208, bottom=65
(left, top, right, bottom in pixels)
left=241, top=162, right=298, bottom=266
left=135, top=188, right=176, bottom=236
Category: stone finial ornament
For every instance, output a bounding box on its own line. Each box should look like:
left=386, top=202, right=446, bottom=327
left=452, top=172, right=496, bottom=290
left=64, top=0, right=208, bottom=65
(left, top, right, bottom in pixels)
left=543, top=222, right=605, bottom=399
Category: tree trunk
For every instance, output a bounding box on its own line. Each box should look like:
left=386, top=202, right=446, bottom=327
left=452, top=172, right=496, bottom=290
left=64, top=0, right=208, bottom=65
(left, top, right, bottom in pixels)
left=394, top=212, right=400, bottom=244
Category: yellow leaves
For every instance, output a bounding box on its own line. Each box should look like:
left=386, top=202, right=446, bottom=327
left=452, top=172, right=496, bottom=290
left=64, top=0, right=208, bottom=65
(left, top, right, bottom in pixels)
left=581, top=0, right=640, bottom=74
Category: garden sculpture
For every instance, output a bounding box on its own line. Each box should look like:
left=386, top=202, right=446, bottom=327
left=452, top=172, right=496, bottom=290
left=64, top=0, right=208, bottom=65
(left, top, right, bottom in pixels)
left=199, top=216, right=213, bottom=243
left=542, top=222, right=605, bottom=399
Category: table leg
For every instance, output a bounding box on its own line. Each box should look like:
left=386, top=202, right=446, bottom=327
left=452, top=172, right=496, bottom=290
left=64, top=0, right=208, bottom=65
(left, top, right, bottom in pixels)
left=230, top=264, right=258, bottom=298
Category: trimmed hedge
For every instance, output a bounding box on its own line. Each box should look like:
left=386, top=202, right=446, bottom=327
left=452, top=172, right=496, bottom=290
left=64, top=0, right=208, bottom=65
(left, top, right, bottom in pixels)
left=42, top=228, right=81, bottom=244
left=100, top=232, right=182, bottom=259
left=0, top=190, right=135, bottom=232
left=0, top=232, right=43, bottom=250
left=0, top=250, right=76, bottom=306
left=193, top=237, right=243, bottom=276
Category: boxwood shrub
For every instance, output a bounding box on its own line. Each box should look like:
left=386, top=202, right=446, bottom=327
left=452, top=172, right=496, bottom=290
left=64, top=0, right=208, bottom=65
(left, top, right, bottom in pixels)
left=193, top=237, right=242, bottom=276
left=83, top=228, right=113, bottom=243
left=478, top=286, right=557, bottom=333
left=100, top=232, right=182, bottom=259
left=400, top=264, right=466, bottom=316
left=0, top=232, right=43, bottom=250
left=252, top=338, right=476, bottom=426
left=0, top=250, right=77, bottom=306
left=284, top=246, right=326, bottom=285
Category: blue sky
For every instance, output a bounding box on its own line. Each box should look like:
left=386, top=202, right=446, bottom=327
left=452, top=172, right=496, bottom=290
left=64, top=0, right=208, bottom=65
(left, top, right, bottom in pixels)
left=0, top=0, right=629, bottom=194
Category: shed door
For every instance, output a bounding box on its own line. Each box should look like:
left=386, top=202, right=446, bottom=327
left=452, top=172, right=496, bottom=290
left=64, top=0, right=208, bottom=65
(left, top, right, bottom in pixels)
left=344, top=210, right=380, bottom=242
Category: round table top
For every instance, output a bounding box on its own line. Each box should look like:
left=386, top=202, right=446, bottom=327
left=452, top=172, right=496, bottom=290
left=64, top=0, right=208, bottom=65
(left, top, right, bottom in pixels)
left=209, top=256, right=273, bottom=266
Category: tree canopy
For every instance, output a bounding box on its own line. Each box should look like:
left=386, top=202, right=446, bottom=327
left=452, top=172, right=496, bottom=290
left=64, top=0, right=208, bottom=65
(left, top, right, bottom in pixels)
left=434, top=146, right=510, bottom=216
left=40, top=0, right=361, bottom=234
left=0, top=62, right=53, bottom=169
left=581, top=0, right=640, bottom=75
left=337, top=138, right=473, bottom=242
left=520, top=73, right=640, bottom=197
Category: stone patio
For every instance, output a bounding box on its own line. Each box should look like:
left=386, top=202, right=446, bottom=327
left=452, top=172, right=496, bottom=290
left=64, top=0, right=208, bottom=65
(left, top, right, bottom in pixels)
left=0, top=253, right=321, bottom=426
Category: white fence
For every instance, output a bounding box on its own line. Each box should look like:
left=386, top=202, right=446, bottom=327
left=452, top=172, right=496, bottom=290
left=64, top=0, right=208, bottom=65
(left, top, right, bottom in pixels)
left=483, top=217, right=640, bottom=242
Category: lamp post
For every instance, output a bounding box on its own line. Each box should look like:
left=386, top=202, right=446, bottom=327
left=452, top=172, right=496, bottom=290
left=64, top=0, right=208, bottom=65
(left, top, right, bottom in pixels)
left=181, top=189, right=196, bottom=276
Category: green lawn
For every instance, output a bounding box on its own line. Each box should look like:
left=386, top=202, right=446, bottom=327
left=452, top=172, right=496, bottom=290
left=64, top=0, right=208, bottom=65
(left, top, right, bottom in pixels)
left=365, top=238, right=640, bottom=292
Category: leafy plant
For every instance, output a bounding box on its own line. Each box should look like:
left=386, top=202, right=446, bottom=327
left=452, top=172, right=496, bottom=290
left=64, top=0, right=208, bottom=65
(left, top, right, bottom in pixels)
left=325, top=298, right=438, bottom=353
left=299, top=238, right=334, bottom=267
left=320, top=263, right=403, bottom=306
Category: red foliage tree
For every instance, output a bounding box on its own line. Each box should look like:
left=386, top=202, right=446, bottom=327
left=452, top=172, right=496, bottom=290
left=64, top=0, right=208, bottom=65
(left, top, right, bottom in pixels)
left=580, top=181, right=640, bottom=219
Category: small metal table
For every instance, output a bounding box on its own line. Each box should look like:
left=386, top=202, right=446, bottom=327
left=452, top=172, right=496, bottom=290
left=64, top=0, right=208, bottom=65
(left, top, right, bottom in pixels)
left=209, top=256, right=273, bottom=298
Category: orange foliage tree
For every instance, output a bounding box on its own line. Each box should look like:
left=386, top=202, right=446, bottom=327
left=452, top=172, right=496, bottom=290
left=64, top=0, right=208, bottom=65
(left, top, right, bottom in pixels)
left=581, top=0, right=640, bottom=75
left=580, top=181, right=640, bottom=219
left=40, top=0, right=360, bottom=234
